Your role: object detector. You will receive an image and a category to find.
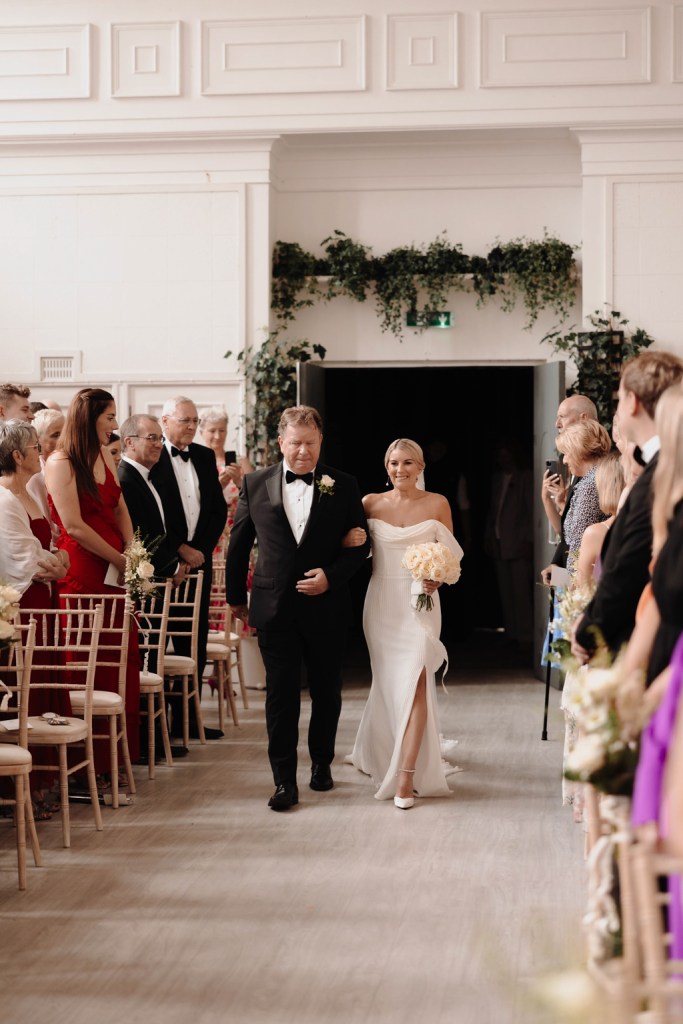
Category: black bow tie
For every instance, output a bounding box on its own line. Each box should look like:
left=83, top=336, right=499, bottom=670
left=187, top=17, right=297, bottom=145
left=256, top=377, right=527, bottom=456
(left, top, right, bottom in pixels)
left=171, top=446, right=190, bottom=462
left=633, top=446, right=647, bottom=468
left=285, top=470, right=314, bottom=485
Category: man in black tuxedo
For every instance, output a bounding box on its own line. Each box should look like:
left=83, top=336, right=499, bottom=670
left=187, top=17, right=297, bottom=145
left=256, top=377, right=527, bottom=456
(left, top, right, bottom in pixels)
left=572, top=352, right=683, bottom=663
left=118, top=413, right=189, bottom=760
left=151, top=396, right=227, bottom=740
left=226, top=405, right=369, bottom=811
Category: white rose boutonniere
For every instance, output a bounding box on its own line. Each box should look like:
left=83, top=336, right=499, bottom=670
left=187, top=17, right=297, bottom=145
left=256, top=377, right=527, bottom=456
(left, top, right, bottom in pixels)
left=317, top=474, right=335, bottom=497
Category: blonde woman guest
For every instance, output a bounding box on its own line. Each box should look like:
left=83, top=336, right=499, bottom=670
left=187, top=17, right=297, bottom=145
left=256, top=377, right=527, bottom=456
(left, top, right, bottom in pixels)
left=555, top=420, right=612, bottom=577
left=345, top=439, right=463, bottom=809
left=28, top=407, right=65, bottom=530
left=574, top=452, right=625, bottom=588
left=199, top=407, right=253, bottom=495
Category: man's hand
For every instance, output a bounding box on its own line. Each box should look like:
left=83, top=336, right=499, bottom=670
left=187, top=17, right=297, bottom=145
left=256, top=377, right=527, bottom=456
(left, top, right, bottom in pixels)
left=540, top=564, right=553, bottom=585
left=178, top=543, right=204, bottom=568
left=230, top=604, right=250, bottom=626
left=172, top=562, right=188, bottom=587
left=296, top=568, right=329, bottom=596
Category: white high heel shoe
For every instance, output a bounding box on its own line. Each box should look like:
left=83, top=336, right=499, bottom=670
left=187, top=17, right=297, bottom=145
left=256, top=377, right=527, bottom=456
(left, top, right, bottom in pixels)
left=394, top=768, right=416, bottom=810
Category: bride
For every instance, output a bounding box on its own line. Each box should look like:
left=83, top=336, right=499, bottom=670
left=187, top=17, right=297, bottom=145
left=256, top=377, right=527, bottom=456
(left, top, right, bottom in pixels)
left=345, top=438, right=463, bottom=809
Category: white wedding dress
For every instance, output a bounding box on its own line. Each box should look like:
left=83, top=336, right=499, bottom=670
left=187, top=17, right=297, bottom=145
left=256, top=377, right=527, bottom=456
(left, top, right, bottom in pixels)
left=348, top=518, right=464, bottom=801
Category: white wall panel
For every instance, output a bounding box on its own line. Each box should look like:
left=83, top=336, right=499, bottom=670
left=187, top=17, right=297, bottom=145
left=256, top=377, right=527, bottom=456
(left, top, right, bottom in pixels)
left=201, top=16, right=366, bottom=95
left=386, top=13, right=458, bottom=91
left=0, top=24, right=90, bottom=100
left=111, top=22, right=180, bottom=98
left=480, top=7, right=651, bottom=88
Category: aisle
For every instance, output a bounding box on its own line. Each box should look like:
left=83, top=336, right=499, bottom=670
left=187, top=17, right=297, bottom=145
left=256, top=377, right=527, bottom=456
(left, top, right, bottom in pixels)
left=1, top=666, right=585, bottom=1024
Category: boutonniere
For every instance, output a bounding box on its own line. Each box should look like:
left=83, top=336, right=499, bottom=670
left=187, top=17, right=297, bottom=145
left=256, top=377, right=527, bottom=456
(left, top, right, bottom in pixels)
left=317, top=474, right=335, bottom=497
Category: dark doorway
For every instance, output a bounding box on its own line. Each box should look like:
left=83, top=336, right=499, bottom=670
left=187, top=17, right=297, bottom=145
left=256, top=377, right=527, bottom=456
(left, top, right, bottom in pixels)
left=320, top=365, right=535, bottom=655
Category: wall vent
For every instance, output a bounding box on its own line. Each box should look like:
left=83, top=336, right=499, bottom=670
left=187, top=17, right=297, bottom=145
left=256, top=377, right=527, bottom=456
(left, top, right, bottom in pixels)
left=39, top=354, right=78, bottom=383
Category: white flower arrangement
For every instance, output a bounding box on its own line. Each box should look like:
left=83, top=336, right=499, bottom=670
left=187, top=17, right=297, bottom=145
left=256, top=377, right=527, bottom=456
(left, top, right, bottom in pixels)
left=317, top=474, right=335, bottom=497
left=123, top=530, right=159, bottom=603
left=401, top=541, right=461, bottom=612
left=0, top=582, right=20, bottom=650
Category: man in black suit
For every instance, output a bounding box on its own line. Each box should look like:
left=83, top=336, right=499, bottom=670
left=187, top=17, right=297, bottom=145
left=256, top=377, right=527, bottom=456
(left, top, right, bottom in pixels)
left=226, top=405, right=369, bottom=811
left=572, top=352, right=683, bottom=663
left=118, top=413, right=188, bottom=760
left=152, top=395, right=227, bottom=740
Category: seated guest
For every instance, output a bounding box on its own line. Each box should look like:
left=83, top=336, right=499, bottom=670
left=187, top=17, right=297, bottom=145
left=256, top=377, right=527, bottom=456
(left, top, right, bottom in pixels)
left=0, top=383, right=33, bottom=422
left=555, top=420, right=611, bottom=578
left=573, top=352, right=683, bottom=663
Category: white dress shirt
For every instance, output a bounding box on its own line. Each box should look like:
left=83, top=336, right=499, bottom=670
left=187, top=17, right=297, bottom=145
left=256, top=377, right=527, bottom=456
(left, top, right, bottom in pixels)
left=281, top=461, right=316, bottom=544
left=121, top=455, right=167, bottom=529
left=164, top=440, right=200, bottom=539
left=641, top=435, right=660, bottom=464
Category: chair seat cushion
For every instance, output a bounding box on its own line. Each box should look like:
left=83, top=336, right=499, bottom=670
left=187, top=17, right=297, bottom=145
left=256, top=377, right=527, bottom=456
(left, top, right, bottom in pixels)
left=208, top=630, right=225, bottom=641
left=140, top=670, right=163, bottom=692
left=0, top=744, right=31, bottom=768
left=27, top=717, right=89, bottom=743
left=164, top=655, right=195, bottom=673
left=71, top=690, right=123, bottom=712
left=206, top=643, right=228, bottom=657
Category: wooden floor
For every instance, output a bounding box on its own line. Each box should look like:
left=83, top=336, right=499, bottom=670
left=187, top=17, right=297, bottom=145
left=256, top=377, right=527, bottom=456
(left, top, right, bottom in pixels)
left=2, top=641, right=586, bottom=1024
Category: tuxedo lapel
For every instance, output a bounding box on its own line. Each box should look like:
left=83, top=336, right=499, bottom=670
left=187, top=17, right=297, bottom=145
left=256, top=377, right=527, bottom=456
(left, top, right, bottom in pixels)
left=266, top=464, right=285, bottom=512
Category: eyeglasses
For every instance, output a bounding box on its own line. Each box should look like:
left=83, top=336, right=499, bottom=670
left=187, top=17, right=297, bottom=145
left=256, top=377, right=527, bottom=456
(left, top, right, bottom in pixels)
left=173, top=417, right=199, bottom=426
left=25, top=443, right=42, bottom=453
left=129, top=434, right=163, bottom=444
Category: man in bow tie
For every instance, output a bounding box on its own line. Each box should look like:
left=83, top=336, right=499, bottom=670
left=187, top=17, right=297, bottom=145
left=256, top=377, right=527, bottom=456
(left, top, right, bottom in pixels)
left=226, top=405, right=369, bottom=811
left=152, top=395, right=227, bottom=741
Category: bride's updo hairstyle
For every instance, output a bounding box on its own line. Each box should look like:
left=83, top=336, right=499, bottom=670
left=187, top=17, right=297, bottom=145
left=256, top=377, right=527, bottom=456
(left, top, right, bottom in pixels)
left=58, top=387, right=115, bottom=501
left=384, top=438, right=425, bottom=470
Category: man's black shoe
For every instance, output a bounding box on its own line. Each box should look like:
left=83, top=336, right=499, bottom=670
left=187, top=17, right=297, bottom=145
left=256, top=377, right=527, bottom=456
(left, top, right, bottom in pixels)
left=178, top=726, right=224, bottom=741
left=310, top=764, right=334, bottom=791
left=268, top=783, right=299, bottom=812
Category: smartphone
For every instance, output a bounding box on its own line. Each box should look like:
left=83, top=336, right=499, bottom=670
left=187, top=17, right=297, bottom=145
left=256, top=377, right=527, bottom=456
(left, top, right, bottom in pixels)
left=545, top=459, right=560, bottom=478
left=224, top=450, right=237, bottom=465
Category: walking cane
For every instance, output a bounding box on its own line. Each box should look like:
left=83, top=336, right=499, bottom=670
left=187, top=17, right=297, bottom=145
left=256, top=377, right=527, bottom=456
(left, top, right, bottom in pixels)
left=541, top=584, right=555, bottom=741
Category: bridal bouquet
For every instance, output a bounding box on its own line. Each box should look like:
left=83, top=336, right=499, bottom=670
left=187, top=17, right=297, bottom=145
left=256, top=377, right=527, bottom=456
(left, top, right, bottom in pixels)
left=0, top=581, right=20, bottom=651
left=548, top=581, right=597, bottom=669
left=401, top=541, right=461, bottom=612
left=124, top=530, right=159, bottom=603
left=563, top=659, right=644, bottom=796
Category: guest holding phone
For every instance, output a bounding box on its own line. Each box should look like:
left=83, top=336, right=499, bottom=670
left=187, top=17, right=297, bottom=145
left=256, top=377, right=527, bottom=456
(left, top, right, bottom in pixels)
left=199, top=406, right=254, bottom=542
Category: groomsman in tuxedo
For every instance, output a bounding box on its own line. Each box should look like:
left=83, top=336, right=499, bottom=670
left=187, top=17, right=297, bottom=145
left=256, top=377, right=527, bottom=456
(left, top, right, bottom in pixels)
left=572, top=352, right=683, bottom=663
left=152, top=395, right=227, bottom=740
left=226, top=405, right=369, bottom=811
left=118, top=413, right=189, bottom=760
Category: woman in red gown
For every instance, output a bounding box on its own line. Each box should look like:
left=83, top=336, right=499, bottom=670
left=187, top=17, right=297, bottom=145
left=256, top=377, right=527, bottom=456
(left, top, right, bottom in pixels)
left=45, top=388, right=140, bottom=769
left=0, top=418, right=70, bottom=808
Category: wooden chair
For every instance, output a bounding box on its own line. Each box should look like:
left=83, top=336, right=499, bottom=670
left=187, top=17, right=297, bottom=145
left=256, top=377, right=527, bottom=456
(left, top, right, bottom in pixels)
left=164, top=570, right=206, bottom=747
left=17, top=603, right=105, bottom=848
left=0, top=618, right=40, bottom=890
left=65, top=594, right=136, bottom=809
left=206, top=602, right=241, bottom=730
left=631, top=841, right=683, bottom=1021
left=137, top=580, right=173, bottom=778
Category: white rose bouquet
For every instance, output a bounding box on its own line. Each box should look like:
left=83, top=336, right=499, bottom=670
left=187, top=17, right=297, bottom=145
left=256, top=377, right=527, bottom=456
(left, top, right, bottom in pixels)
left=547, top=580, right=598, bottom=669
left=401, top=541, right=461, bottom=612
left=563, top=659, right=644, bottom=796
left=124, top=530, right=160, bottom=603
left=0, top=582, right=21, bottom=651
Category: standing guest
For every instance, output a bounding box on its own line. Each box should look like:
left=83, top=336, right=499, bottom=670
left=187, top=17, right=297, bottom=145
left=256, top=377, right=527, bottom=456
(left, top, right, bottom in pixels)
left=554, top=420, right=611, bottom=577
left=29, top=401, right=47, bottom=415
left=152, top=395, right=227, bottom=741
left=105, top=432, right=122, bottom=470
left=198, top=405, right=254, bottom=544
left=28, top=408, right=65, bottom=528
left=0, top=419, right=69, bottom=812
left=118, top=413, right=188, bottom=760
left=226, top=405, right=369, bottom=811
left=573, top=351, right=683, bottom=663
left=574, top=451, right=625, bottom=587
left=44, top=387, right=141, bottom=766
left=0, top=383, right=33, bottom=422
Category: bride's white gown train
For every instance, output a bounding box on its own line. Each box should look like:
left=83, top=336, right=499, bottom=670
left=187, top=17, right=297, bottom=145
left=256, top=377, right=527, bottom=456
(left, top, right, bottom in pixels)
left=348, top=518, right=464, bottom=801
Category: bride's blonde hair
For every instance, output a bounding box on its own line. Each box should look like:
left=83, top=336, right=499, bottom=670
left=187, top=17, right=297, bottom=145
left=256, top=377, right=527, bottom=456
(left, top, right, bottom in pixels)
left=384, top=438, right=425, bottom=470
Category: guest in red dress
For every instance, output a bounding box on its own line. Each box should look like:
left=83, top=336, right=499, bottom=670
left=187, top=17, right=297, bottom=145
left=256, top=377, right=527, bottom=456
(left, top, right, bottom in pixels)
left=45, top=388, right=141, bottom=767
left=0, top=418, right=70, bottom=806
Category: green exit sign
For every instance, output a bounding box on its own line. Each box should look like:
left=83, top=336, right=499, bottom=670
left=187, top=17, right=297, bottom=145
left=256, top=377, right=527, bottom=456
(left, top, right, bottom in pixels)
left=405, top=310, right=452, bottom=328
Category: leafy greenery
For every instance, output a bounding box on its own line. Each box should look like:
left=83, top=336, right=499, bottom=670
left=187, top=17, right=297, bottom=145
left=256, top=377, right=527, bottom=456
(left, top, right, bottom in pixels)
left=544, top=309, right=654, bottom=424
left=225, top=334, right=326, bottom=466
left=270, top=230, right=578, bottom=340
